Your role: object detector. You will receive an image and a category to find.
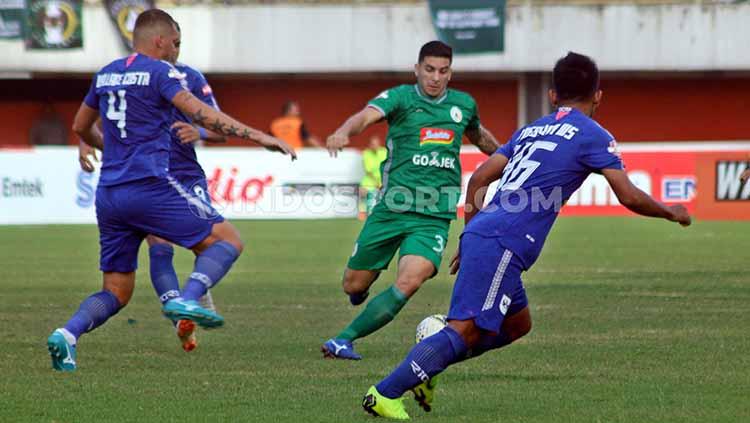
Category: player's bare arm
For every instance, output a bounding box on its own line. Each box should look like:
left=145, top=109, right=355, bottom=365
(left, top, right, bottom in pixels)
left=465, top=125, right=501, bottom=156
left=171, top=121, right=227, bottom=144
left=602, top=168, right=691, bottom=226
left=449, top=153, right=509, bottom=274
left=741, top=169, right=750, bottom=182
left=78, top=140, right=99, bottom=173
left=72, top=103, right=104, bottom=150
left=326, top=106, right=384, bottom=157
left=172, top=91, right=296, bottom=159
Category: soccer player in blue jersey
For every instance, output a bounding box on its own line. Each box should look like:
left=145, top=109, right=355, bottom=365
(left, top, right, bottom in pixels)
left=47, top=9, right=296, bottom=372
left=360, top=52, right=692, bottom=419
left=78, top=23, right=226, bottom=353
left=147, top=20, right=226, bottom=353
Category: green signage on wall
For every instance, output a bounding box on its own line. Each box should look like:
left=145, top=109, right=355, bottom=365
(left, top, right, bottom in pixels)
left=0, top=0, right=24, bottom=39
left=25, top=0, right=83, bottom=49
left=428, top=0, right=505, bottom=54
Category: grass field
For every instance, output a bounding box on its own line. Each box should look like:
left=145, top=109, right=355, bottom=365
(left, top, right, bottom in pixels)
left=1, top=217, right=748, bottom=422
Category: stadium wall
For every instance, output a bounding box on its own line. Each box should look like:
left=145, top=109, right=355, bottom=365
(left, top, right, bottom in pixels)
left=2, top=3, right=750, bottom=73
left=1, top=75, right=749, bottom=148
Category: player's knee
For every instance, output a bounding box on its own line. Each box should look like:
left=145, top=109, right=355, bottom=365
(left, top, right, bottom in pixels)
left=103, top=284, right=132, bottom=307
left=219, top=224, right=244, bottom=254
left=514, top=319, right=532, bottom=340
left=342, top=280, right=361, bottom=296
left=508, top=313, right=532, bottom=341
left=145, top=235, right=170, bottom=247
left=394, top=274, right=426, bottom=297
left=102, top=272, right=135, bottom=307
left=342, top=270, right=371, bottom=295
left=202, top=222, right=244, bottom=255
left=226, top=237, right=244, bottom=255
left=448, top=319, right=483, bottom=348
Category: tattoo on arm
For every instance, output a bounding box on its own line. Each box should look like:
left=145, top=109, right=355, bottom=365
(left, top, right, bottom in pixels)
left=210, top=119, right=225, bottom=133
left=191, top=109, right=207, bottom=126
left=176, top=92, right=262, bottom=142
left=474, top=127, right=500, bottom=155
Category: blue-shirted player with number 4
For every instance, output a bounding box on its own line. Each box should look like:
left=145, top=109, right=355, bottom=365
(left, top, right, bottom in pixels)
left=47, top=9, right=296, bottom=372
left=361, top=52, right=692, bottom=419
left=78, top=21, right=227, bottom=353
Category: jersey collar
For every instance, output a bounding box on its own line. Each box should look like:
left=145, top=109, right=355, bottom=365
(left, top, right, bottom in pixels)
left=414, top=84, right=448, bottom=104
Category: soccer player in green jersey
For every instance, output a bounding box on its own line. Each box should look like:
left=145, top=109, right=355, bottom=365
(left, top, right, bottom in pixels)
left=322, top=41, right=501, bottom=360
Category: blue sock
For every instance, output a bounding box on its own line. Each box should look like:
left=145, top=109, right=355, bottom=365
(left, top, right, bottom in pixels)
left=149, top=244, right=180, bottom=305
left=181, top=241, right=240, bottom=302
left=63, top=290, right=121, bottom=341
left=376, top=326, right=468, bottom=399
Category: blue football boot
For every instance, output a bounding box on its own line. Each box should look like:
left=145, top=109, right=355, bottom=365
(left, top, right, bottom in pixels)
left=321, top=338, right=362, bottom=360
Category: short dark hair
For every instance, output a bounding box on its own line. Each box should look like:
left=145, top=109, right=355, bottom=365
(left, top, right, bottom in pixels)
left=282, top=100, right=297, bottom=115
left=133, top=9, right=177, bottom=45
left=553, top=52, right=600, bottom=102
left=418, top=41, right=453, bottom=64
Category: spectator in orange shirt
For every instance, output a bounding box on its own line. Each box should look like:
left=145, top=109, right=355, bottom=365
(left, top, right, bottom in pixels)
left=270, top=101, right=321, bottom=149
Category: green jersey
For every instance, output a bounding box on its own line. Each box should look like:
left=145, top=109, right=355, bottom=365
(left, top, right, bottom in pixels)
left=368, top=84, right=480, bottom=220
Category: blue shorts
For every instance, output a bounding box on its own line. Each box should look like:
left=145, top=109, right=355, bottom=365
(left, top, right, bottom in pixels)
left=174, top=174, right=212, bottom=205
left=448, top=233, right=529, bottom=333
left=96, top=175, right=224, bottom=273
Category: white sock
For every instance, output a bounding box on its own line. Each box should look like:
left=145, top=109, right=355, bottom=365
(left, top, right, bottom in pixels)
left=199, top=291, right=216, bottom=312
left=56, top=328, right=77, bottom=346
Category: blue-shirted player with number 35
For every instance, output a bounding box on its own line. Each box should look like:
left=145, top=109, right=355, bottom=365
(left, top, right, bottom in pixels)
left=360, top=52, right=692, bottom=419
left=46, top=9, right=296, bottom=372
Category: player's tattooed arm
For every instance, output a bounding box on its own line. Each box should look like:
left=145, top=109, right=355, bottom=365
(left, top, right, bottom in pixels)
left=465, top=125, right=501, bottom=156
left=602, top=168, right=691, bottom=227
left=327, top=106, right=384, bottom=157
left=172, top=121, right=227, bottom=144
left=172, top=91, right=296, bottom=159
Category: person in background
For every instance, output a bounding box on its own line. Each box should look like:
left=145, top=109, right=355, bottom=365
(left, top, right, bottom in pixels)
left=270, top=100, right=321, bottom=149
left=30, top=103, right=68, bottom=145
left=359, top=135, right=387, bottom=218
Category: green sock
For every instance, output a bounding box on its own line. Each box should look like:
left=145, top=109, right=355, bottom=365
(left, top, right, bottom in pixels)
left=337, top=285, right=408, bottom=341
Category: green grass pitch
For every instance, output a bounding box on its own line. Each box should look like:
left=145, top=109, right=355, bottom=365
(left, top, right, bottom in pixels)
left=0, top=217, right=748, bottom=422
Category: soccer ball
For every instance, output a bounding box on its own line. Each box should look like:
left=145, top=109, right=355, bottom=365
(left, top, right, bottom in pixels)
left=415, top=314, right=447, bottom=343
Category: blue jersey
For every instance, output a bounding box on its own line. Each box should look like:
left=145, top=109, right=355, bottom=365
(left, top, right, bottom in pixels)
left=84, top=53, right=187, bottom=187
left=465, top=107, right=624, bottom=269
left=169, top=63, right=219, bottom=179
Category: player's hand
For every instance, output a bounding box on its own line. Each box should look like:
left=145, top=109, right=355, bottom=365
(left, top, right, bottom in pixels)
left=449, top=248, right=460, bottom=275
left=78, top=141, right=98, bottom=173
left=741, top=169, right=750, bottom=183
left=326, top=133, right=349, bottom=158
left=259, top=134, right=298, bottom=161
left=171, top=121, right=201, bottom=144
left=668, top=204, right=692, bottom=227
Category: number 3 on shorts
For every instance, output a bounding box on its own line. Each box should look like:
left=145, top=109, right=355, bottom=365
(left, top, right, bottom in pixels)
left=432, top=234, right=445, bottom=254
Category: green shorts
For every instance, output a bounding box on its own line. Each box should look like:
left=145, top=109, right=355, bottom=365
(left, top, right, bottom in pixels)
left=347, top=209, right=451, bottom=274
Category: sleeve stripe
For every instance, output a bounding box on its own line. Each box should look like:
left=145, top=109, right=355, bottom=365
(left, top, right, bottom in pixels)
left=366, top=103, right=385, bottom=117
